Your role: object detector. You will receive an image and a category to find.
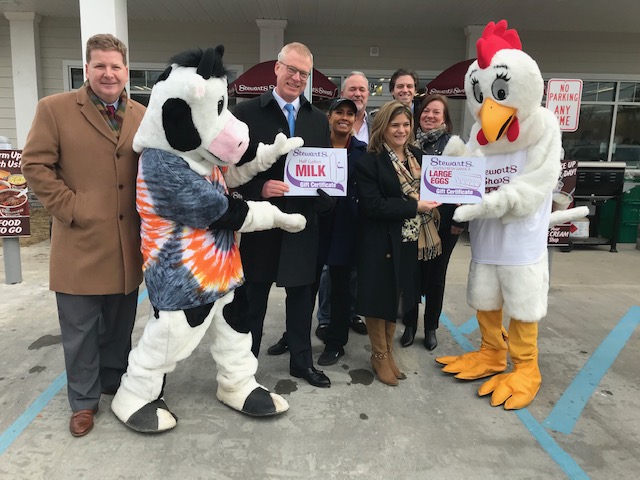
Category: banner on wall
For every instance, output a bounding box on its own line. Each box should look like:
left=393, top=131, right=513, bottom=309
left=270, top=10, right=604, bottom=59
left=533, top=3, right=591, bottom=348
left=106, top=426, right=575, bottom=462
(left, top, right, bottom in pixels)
left=0, top=150, right=30, bottom=238
left=548, top=158, right=578, bottom=246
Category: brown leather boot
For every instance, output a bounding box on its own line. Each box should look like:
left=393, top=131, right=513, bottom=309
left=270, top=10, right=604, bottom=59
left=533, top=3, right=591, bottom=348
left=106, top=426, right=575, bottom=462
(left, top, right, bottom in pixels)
left=385, top=321, right=406, bottom=380
left=366, top=317, right=398, bottom=386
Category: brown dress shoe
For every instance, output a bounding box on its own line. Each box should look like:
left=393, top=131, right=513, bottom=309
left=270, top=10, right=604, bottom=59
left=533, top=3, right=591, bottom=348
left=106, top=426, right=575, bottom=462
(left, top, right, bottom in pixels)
left=70, top=409, right=97, bottom=437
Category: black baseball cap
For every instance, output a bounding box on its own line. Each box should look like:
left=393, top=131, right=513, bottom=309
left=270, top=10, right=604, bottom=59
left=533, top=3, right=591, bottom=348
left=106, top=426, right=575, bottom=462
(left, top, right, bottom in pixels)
left=328, top=98, right=357, bottom=114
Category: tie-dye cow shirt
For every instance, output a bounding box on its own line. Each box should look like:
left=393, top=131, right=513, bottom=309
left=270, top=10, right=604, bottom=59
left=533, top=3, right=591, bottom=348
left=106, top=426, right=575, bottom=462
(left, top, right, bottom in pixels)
left=136, top=148, right=243, bottom=311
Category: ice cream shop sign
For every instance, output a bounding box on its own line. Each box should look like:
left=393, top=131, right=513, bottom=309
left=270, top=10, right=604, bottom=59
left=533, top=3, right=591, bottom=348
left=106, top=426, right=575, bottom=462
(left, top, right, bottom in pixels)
left=0, top=150, right=30, bottom=238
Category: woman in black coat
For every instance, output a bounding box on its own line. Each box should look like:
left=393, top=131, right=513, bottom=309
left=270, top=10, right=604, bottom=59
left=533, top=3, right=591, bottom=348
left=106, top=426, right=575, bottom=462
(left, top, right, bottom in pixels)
left=401, top=94, right=466, bottom=350
left=355, top=101, right=440, bottom=386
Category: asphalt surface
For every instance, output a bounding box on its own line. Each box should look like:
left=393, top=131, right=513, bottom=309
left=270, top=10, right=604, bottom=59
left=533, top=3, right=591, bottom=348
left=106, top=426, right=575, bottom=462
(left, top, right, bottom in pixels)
left=0, top=235, right=639, bottom=479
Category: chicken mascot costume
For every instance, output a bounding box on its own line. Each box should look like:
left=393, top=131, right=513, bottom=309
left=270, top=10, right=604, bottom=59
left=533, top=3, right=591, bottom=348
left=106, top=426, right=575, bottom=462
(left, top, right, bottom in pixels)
left=111, top=46, right=306, bottom=433
left=436, top=20, right=586, bottom=410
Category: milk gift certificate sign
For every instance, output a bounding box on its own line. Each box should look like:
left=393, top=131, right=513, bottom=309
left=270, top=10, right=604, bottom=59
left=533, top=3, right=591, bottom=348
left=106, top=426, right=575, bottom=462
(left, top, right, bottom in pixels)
left=420, top=155, right=486, bottom=204
left=284, top=147, right=347, bottom=196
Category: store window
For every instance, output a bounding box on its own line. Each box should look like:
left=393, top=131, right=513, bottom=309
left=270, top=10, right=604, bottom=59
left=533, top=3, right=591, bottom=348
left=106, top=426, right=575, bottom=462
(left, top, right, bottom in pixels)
left=562, top=81, right=640, bottom=169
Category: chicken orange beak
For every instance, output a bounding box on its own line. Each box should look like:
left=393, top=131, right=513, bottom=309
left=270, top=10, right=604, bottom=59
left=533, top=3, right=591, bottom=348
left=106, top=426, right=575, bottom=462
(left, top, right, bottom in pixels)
left=479, top=98, right=517, bottom=143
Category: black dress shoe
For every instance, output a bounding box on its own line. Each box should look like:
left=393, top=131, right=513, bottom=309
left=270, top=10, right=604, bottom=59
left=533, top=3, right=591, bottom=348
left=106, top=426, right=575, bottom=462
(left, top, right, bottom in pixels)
left=400, top=327, right=416, bottom=347
left=267, top=335, right=288, bottom=355
left=315, top=323, right=329, bottom=341
left=317, top=348, right=345, bottom=366
left=290, top=366, right=331, bottom=388
left=350, top=316, right=368, bottom=335
left=424, top=329, right=438, bottom=351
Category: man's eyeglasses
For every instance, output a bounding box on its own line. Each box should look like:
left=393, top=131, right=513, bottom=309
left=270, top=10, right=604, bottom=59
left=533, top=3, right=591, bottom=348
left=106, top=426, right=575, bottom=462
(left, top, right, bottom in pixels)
left=279, top=62, right=311, bottom=81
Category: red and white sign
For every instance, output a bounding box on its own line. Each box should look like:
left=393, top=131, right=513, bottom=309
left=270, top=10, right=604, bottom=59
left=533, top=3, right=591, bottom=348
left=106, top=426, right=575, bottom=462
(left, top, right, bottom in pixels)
left=545, top=79, right=583, bottom=132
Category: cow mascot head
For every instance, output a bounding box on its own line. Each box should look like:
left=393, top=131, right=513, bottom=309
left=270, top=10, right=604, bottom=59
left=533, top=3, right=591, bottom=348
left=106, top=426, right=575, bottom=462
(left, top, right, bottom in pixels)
left=111, top=46, right=305, bottom=433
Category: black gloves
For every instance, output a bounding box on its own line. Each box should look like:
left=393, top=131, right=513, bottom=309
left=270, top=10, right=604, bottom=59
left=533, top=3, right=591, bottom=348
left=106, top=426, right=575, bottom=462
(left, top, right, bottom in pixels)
left=314, top=188, right=335, bottom=215
left=209, top=195, right=249, bottom=231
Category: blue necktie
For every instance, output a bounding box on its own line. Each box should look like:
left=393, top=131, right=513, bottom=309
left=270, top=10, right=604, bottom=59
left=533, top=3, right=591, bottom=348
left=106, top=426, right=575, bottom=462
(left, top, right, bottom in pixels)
left=284, top=103, right=295, bottom=136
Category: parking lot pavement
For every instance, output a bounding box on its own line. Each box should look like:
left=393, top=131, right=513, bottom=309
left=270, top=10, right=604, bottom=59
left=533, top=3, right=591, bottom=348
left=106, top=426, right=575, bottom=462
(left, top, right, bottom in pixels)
left=0, top=237, right=639, bottom=479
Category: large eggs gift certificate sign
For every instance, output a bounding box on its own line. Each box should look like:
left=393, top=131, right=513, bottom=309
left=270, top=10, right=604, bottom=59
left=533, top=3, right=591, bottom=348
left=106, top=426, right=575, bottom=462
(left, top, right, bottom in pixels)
left=420, top=155, right=486, bottom=204
left=284, top=147, right=347, bottom=196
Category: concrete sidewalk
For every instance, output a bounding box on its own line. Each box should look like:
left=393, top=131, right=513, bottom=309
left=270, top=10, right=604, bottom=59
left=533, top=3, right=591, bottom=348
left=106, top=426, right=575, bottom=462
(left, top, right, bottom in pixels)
left=0, top=236, right=639, bottom=479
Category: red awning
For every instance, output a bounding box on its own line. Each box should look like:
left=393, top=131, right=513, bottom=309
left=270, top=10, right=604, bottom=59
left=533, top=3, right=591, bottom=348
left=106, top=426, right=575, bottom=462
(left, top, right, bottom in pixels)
left=426, top=59, right=476, bottom=99
left=228, top=60, right=338, bottom=101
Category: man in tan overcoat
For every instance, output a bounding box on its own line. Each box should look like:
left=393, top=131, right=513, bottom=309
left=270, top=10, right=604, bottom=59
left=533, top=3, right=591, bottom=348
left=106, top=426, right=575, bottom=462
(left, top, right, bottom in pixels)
left=21, top=33, right=145, bottom=437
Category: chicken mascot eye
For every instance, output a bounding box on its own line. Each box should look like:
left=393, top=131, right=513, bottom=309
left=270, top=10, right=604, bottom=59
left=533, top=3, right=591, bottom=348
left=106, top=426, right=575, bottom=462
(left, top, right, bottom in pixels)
left=217, top=97, right=225, bottom=115
left=472, top=80, right=484, bottom=103
left=491, top=77, right=509, bottom=101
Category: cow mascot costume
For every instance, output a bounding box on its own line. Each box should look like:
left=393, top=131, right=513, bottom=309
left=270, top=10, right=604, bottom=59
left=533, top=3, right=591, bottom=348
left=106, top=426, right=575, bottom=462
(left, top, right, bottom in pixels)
left=436, top=20, right=587, bottom=410
left=111, top=46, right=305, bottom=432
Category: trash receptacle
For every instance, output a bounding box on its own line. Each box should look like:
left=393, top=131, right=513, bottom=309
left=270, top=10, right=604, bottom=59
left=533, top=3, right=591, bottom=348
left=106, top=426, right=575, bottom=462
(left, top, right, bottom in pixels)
left=599, top=182, right=640, bottom=243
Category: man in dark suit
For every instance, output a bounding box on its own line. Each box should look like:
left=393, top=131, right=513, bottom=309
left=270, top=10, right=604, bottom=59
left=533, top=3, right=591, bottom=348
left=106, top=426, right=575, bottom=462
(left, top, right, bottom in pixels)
left=231, top=42, right=332, bottom=388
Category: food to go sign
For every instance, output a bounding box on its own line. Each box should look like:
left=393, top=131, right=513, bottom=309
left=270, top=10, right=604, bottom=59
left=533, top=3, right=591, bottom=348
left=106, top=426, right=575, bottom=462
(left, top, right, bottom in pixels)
left=545, top=79, right=583, bottom=132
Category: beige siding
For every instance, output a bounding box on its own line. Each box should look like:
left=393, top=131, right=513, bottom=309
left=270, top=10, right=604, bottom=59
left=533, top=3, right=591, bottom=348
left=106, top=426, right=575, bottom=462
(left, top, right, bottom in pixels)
left=522, top=30, right=640, bottom=76
left=0, top=18, right=16, bottom=147
left=39, top=17, right=82, bottom=97
left=37, top=17, right=259, bottom=96
left=286, top=24, right=465, bottom=73
left=129, top=19, right=259, bottom=66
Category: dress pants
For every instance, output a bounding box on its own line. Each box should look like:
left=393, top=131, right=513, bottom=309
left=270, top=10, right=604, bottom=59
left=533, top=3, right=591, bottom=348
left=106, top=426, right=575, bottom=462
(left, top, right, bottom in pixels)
left=245, top=281, right=314, bottom=371
left=56, top=289, right=138, bottom=411
left=403, top=228, right=459, bottom=330
left=317, top=266, right=358, bottom=326
left=323, top=265, right=352, bottom=351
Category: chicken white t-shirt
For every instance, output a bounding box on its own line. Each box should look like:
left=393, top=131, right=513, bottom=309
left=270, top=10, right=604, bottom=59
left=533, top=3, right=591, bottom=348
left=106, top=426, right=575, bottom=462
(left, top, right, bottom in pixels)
left=469, top=149, right=552, bottom=265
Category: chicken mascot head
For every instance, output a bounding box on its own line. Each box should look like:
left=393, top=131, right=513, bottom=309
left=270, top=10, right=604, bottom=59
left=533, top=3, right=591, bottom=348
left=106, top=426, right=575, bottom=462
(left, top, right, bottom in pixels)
left=435, top=20, right=584, bottom=410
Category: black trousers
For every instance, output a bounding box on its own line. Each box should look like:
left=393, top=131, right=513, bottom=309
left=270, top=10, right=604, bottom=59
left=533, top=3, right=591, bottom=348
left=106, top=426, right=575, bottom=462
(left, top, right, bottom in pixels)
left=402, top=229, right=459, bottom=331
left=56, top=289, right=138, bottom=411
left=323, top=265, right=352, bottom=351
left=244, top=281, right=314, bottom=371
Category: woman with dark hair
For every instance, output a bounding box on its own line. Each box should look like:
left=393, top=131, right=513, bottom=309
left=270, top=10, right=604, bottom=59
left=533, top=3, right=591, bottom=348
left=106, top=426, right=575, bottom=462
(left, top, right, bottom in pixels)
left=355, top=101, right=440, bottom=386
left=401, top=94, right=466, bottom=350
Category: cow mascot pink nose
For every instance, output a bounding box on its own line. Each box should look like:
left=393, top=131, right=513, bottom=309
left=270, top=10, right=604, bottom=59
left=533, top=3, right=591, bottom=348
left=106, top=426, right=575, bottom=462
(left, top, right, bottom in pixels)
left=207, top=115, right=249, bottom=164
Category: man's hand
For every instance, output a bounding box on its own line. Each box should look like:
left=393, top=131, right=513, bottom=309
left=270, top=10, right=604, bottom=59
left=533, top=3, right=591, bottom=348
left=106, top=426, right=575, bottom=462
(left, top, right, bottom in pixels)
left=261, top=180, right=289, bottom=198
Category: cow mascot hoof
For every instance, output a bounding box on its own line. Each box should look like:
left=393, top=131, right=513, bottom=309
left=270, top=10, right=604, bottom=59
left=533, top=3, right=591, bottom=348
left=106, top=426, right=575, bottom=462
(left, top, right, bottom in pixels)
left=111, top=46, right=304, bottom=432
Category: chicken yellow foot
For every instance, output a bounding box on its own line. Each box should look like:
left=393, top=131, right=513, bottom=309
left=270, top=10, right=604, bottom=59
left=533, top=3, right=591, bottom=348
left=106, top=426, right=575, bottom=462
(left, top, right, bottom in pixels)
left=478, top=359, right=541, bottom=410
left=436, top=347, right=507, bottom=380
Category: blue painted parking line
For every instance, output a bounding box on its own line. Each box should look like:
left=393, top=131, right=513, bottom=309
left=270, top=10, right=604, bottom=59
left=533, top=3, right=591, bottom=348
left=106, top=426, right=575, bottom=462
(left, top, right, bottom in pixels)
left=0, top=371, right=67, bottom=456
left=0, top=288, right=148, bottom=456
left=543, top=306, right=640, bottom=435
left=441, top=314, right=590, bottom=480
left=457, top=315, right=478, bottom=335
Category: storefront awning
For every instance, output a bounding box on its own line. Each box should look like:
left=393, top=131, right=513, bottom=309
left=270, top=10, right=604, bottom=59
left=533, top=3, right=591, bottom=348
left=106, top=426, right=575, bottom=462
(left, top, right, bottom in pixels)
left=228, top=60, right=338, bottom=101
left=426, top=59, right=475, bottom=99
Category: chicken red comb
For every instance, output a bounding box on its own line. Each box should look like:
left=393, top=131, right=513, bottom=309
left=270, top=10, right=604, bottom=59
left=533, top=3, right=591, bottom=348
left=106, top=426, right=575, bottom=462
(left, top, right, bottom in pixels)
left=477, top=20, right=522, bottom=69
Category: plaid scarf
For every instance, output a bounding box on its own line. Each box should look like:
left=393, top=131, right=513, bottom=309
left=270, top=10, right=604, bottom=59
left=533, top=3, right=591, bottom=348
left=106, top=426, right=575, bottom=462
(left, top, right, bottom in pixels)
left=415, top=124, right=447, bottom=148
left=85, top=81, right=127, bottom=136
left=384, top=142, right=442, bottom=260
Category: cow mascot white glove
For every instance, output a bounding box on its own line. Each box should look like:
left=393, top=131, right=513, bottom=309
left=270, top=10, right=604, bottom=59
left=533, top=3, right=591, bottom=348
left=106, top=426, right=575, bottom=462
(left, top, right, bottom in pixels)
left=435, top=20, right=585, bottom=410
left=111, top=46, right=304, bottom=433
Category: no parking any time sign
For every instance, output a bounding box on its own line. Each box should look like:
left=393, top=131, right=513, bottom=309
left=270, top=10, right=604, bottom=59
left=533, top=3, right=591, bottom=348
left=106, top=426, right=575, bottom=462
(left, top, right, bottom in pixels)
left=545, top=78, right=583, bottom=132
